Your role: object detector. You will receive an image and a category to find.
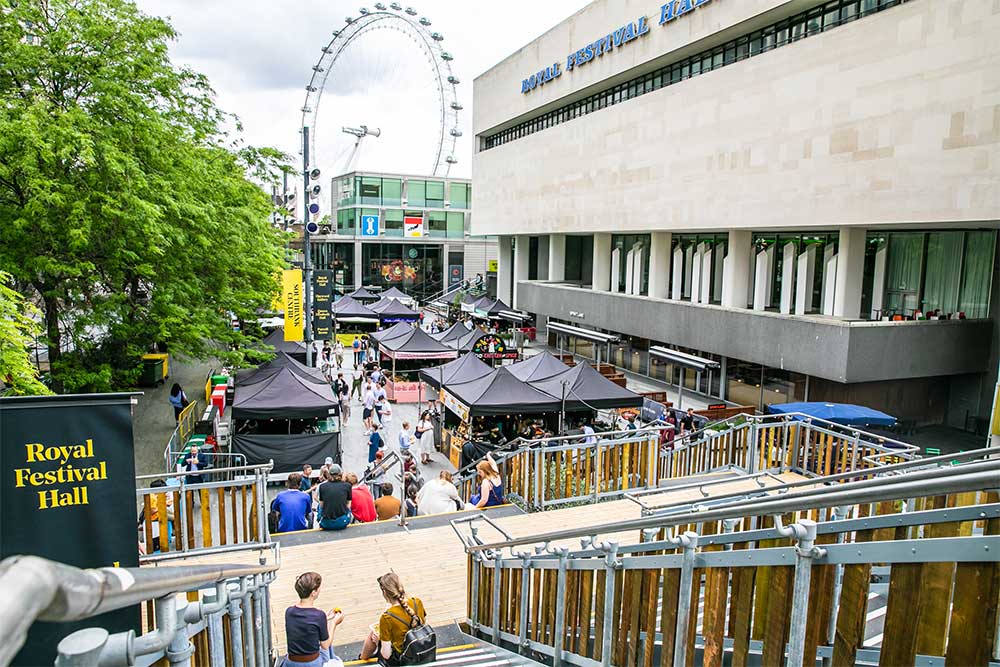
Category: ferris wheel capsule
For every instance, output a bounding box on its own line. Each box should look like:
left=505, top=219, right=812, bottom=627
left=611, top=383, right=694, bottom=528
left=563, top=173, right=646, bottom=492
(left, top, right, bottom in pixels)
left=359, top=7, right=370, bottom=15
left=390, top=2, right=401, bottom=9
left=419, top=17, right=431, bottom=26
left=405, top=7, right=417, bottom=15
left=374, top=3, right=387, bottom=9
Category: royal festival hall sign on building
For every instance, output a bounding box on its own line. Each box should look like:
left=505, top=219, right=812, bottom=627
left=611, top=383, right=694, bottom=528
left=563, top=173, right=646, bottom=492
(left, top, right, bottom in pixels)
left=520, top=0, right=716, bottom=93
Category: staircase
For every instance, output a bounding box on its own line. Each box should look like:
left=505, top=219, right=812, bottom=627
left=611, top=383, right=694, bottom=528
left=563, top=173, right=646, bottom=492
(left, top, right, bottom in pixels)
left=345, top=639, right=545, bottom=667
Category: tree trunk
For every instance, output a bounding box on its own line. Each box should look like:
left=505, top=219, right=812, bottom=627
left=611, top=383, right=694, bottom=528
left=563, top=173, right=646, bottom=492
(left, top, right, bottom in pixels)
left=41, top=291, right=63, bottom=393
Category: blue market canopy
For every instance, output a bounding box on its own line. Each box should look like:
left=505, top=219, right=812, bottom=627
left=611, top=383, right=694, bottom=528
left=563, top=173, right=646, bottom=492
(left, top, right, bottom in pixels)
left=532, top=362, right=644, bottom=410
left=767, top=402, right=896, bottom=427
left=507, top=351, right=572, bottom=382
left=419, top=353, right=493, bottom=390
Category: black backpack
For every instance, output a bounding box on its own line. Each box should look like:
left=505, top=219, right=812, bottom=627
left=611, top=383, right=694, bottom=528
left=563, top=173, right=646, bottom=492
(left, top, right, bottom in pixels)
left=386, top=602, right=436, bottom=665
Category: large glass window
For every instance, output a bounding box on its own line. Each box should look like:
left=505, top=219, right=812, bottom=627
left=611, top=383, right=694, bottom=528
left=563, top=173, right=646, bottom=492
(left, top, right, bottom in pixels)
left=384, top=209, right=404, bottom=237
left=959, top=231, right=996, bottom=318
left=884, top=233, right=924, bottom=314
left=336, top=176, right=355, bottom=206
left=336, top=208, right=356, bottom=235
left=382, top=179, right=402, bottom=207
left=427, top=211, right=447, bottom=238
left=612, top=234, right=651, bottom=295
left=407, top=180, right=426, bottom=208
left=449, top=182, right=470, bottom=209
left=446, top=212, right=465, bottom=238
left=361, top=243, right=442, bottom=301
left=311, top=242, right=353, bottom=294
left=360, top=177, right=381, bottom=206
left=923, top=232, right=963, bottom=314
left=425, top=181, right=445, bottom=207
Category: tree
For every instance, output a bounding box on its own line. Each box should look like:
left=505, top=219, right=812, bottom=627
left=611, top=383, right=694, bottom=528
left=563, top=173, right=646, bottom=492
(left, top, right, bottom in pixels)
left=0, top=271, right=50, bottom=395
left=0, top=0, right=288, bottom=392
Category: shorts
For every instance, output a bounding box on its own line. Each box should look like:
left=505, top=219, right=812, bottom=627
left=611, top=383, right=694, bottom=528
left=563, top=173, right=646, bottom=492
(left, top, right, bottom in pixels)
left=363, top=408, right=373, bottom=419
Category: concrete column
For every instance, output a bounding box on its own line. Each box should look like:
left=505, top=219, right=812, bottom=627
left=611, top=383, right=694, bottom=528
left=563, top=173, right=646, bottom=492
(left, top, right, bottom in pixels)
left=632, top=244, right=645, bottom=295
left=624, top=247, right=635, bottom=295
left=513, top=235, right=530, bottom=310
left=672, top=247, right=684, bottom=300
left=353, top=240, right=363, bottom=289
left=683, top=246, right=694, bottom=299
left=753, top=246, right=773, bottom=311
left=611, top=247, right=621, bottom=293
left=780, top=242, right=797, bottom=314
left=548, top=234, right=566, bottom=283
left=722, top=230, right=752, bottom=308
left=833, top=227, right=866, bottom=318
left=648, top=232, right=672, bottom=299
left=592, top=233, right=612, bottom=291
left=699, top=243, right=712, bottom=305
left=442, top=242, right=451, bottom=293
left=691, top=246, right=703, bottom=303
left=537, top=236, right=549, bottom=281
left=712, top=244, right=725, bottom=303
left=822, top=245, right=838, bottom=316
left=795, top=246, right=817, bottom=315
left=871, top=244, right=887, bottom=319
left=497, top=235, right=513, bottom=305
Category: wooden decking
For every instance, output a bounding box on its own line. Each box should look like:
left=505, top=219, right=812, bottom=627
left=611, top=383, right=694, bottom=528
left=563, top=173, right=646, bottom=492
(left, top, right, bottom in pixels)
left=152, top=472, right=805, bottom=651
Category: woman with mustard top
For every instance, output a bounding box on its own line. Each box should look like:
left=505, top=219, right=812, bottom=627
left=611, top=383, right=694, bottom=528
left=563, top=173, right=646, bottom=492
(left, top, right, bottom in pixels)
left=359, top=573, right=427, bottom=665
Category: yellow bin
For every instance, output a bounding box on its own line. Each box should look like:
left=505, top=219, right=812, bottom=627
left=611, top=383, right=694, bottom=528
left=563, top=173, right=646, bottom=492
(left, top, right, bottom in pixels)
left=141, top=353, right=170, bottom=380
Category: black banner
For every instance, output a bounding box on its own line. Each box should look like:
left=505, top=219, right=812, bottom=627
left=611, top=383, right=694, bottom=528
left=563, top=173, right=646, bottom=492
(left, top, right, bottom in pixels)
left=312, top=269, right=333, bottom=339
left=232, top=432, right=340, bottom=473
left=0, top=393, right=140, bottom=666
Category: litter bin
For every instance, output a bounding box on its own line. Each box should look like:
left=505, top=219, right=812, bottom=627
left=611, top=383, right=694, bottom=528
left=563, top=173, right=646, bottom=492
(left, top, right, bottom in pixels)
left=139, top=358, right=164, bottom=387
left=142, top=353, right=170, bottom=379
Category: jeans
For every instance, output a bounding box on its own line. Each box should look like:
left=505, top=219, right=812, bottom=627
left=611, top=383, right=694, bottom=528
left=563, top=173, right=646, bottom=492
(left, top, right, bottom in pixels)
left=319, top=511, right=352, bottom=531
left=280, top=646, right=333, bottom=667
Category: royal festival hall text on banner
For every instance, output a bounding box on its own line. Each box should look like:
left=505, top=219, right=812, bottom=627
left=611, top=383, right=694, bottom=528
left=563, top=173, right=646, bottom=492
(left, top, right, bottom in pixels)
left=283, top=268, right=304, bottom=341
left=521, top=0, right=716, bottom=93
left=0, top=393, right=140, bottom=666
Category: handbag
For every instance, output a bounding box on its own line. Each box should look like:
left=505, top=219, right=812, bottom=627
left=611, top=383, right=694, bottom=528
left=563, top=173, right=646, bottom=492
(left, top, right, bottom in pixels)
left=386, top=603, right=436, bottom=665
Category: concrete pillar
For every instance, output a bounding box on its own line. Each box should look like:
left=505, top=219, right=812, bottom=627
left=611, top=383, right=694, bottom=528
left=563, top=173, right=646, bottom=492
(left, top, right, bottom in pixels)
left=699, top=242, right=712, bottom=305
left=632, top=244, right=645, bottom=295
left=683, top=246, right=694, bottom=299
left=548, top=234, right=566, bottom=283
left=442, top=242, right=451, bottom=293
left=822, top=245, right=838, bottom=316
left=624, top=247, right=634, bottom=295
left=648, top=232, right=672, bottom=299
left=353, top=240, right=363, bottom=289
left=795, top=246, right=816, bottom=315
left=722, top=230, right=752, bottom=308
left=780, top=242, right=797, bottom=314
left=611, top=248, right=621, bottom=293
left=593, top=233, right=612, bottom=291
left=497, top=235, right=513, bottom=305
left=691, top=246, right=703, bottom=303
left=513, top=235, right=530, bottom=309
left=753, top=246, right=773, bottom=311
left=834, top=227, right=866, bottom=318
left=672, top=247, right=684, bottom=300
left=871, top=244, right=887, bottom=319
left=713, top=244, right=725, bottom=303
left=537, top=236, right=549, bottom=281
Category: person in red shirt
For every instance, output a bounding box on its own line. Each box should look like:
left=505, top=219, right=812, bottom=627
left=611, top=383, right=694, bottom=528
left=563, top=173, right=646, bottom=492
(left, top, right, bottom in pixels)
left=346, top=472, right=377, bottom=523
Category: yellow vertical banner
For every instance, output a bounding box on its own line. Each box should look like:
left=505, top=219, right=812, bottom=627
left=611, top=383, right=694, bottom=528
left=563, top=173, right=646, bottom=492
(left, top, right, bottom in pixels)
left=282, top=269, right=303, bottom=341
left=271, top=272, right=285, bottom=312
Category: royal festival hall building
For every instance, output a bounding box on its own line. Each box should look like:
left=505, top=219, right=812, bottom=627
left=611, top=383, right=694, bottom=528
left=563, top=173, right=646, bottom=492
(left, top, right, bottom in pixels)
left=306, top=170, right=497, bottom=302
left=474, top=0, right=1000, bottom=432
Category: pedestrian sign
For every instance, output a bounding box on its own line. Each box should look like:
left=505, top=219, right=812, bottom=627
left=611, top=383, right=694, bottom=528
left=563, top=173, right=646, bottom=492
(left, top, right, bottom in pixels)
left=361, top=214, right=380, bottom=237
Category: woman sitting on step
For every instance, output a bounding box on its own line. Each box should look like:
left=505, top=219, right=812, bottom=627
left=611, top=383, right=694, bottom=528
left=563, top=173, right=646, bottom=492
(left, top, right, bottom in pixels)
left=282, top=572, right=344, bottom=667
left=469, top=454, right=504, bottom=509
left=360, top=572, right=433, bottom=665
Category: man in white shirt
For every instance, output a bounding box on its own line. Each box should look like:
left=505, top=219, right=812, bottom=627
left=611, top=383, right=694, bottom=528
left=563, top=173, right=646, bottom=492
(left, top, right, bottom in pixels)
left=362, top=381, right=376, bottom=432
left=582, top=422, right=597, bottom=446
left=351, top=366, right=364, bottom=401
left=373, top=382, right=387, bottom=425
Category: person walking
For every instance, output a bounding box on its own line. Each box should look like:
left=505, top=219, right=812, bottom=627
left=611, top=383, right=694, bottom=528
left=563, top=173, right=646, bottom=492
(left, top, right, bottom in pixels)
left=414, top=410, right=435, bottom=465
left=352, top=336, right=361, bottom=366
left=168, top=383, right=189, bottom=422
left=351, top=364, right=364, bottom=401
left=362, top=381, right=376, bottom=432
left=334, top=340, right=345, bottom=369
left=398, top=421, right=414, bottom=456
left=333, top=372, right=350, bottom=421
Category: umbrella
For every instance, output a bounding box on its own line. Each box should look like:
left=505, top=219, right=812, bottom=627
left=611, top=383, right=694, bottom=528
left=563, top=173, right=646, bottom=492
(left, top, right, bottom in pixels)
left=767, top=402, right=896, bottom=427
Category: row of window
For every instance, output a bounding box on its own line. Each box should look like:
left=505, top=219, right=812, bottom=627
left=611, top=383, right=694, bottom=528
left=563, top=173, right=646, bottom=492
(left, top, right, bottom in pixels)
left=483, top=0, right=908, bottom=150
left=337, top=175, right=471, bottom=209
left=335, top=207, right=467, bottom=239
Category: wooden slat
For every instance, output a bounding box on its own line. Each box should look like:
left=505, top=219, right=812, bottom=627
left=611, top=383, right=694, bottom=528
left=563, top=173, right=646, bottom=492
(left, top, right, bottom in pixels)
left=729, top=565, right=756, bottom=667
left=658, top=567, right=680, bottom=667
left=185, top=490, right=196, bottom=547
left=760, top=566, right=793, bottom=667
left=200, top=488, right=212, bottom=548
left=156, top=493, right=169, bottom=552
left=641, top=569, right=659, bottom=667
left=249, top=484, right=258, bottom=541
left=593, top=570, right=606, bottom=661
left=616, top=568, right=637, bottom=667
left=879, top=563, right=926, bottom=666
left=218, top=488, right=228, bottom=546
left=531, top=568, right=543, bottom=642
left=701, top=565, right=729, bottom=667
left=229, top=487, right=239, bottom=544
left=831, top=563, right=872, bottom=665
left=142, top=495, right=155, bottom=553
left=915, top=495, right=958, bottom=656
left=803, top=533, right=837, bottom=664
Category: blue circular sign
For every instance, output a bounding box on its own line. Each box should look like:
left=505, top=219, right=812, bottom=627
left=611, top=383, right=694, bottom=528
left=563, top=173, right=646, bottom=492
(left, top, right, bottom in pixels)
left=308, top=203, right=321, bottom=215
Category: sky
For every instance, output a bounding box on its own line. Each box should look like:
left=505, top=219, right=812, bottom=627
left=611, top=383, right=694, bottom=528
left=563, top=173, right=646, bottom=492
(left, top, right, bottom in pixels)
left=136, top=0, right=590, bottom=188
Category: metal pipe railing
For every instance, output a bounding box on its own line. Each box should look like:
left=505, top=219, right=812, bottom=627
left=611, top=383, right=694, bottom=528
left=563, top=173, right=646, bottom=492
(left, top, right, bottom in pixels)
left=464, top=460, right=1000, bottom=553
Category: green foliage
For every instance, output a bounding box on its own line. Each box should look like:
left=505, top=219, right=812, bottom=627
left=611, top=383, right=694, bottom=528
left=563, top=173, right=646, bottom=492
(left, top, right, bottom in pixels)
left=0, top=0, right=288, bottom=392
left=0, top=271, right=51, bottom=395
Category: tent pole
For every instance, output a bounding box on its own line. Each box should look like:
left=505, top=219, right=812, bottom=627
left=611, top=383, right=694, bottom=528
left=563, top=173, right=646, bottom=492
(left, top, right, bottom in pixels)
left=677, top=368, right=684, bottom=410
left=559, top=381, right=567, bottom=435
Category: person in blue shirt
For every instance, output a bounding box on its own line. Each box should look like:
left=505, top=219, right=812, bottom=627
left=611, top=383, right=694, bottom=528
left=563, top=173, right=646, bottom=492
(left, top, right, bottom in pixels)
left=299, top=464, right=313, bottom=492
left=271, top=473, right=312, bottom=533
left=368, top=426, right=384, bottom=463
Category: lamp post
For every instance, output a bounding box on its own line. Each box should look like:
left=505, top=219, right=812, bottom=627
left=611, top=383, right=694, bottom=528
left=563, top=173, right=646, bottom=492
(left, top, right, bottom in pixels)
left=302, top=127, right=313, bottom=366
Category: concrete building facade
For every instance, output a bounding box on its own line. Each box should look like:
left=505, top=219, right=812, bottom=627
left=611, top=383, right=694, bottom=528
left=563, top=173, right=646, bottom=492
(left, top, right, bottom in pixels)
left=473, top=0, right=1000, bottom=430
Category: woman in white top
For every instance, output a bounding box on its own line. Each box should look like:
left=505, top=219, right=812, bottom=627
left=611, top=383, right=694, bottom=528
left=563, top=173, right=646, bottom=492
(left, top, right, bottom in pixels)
left=414, top=410, right=435, bottom=465
left=416, top=470, right=465, bottom=516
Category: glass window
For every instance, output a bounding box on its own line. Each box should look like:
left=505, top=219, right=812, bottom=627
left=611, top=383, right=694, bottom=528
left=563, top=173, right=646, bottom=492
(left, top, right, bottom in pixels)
left=360, top=177, right=381, bottom=206
left=381, top=179, right=402, bottom=207
left=312, top=242, right=354, bottom=293
left=446, top=211, right=464, bottom=238
left=727, top=358, right=763, bottom=409
left=612, top=234, right=651, bottom=296
left=449, top=182, right=470, bottom=209
left=959, top=231, right=996, bottom=318
left=384, top=209, right=404, bottom=237
left=336, top=176, right=355, bottom=206
left=425, top=181, right=444, bottom=207
left=408, top=180, right=426, bottom=207
left=336, top=208, right=356, bottom=235
left=427, top=211, right=447, bottom=238
left=923, top=231, right=963, bottom=314
left=884, top=233, right=924, bottom=315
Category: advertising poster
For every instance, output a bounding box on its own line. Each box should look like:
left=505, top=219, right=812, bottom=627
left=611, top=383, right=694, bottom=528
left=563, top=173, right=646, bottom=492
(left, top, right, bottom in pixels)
left=282, top=269, right=303, bottom=341
left=0, top=393, right=140, bottom=666
left=472, top=334, right=518, bottom=360
left=449, top=264, right=463, bottom=287
left=403, top=216, right=424, bottom=238
left=312, top=269, right=333, bottom=338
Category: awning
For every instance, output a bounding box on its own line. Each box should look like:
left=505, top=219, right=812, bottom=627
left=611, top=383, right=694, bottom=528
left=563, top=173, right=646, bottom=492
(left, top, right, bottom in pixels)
left=419, top=353, right=493, bottom=390
left=379, top=327, right=459, bottom=360
left=372, top=298, right=420, bottom=321
left=235, top=351, right=326, bottom=387
left=260, top=328, right=308, bottom=363
left=507, top=351, right=572, bottom=382
left=432, top=321, right=474, bottom=343
left=332, top=296, right=378, bottom=319
left=347, top=287, right=380, bottom=301
left=547, top=321, right=619, bottom=344
left=532, top=363, right=644, bottom=410
left=648, top=346, right=720, bottom=372
left=232, top=366, right=340, bottom=419
left=442, top=367, right=561, bottom=418
left=370, top=321, right=414, bottom=343
left=767, top=402, right=896, bottom=427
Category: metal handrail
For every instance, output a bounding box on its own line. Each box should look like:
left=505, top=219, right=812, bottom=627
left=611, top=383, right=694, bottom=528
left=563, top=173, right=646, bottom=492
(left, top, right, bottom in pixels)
left=639, top=445, right=1000, bottom=514
left=0, top=556, right=277, bottom=666
left=463, top=458, right=1000, bottom=553
left=137, top=462, right=273, bottom=482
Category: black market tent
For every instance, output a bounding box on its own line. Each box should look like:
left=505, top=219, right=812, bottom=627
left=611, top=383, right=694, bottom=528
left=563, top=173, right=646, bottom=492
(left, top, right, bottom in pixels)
left=432, top=321, right=474, bottom=343
left=332, top=296, right=378, bottom=322
left=381, top=286, right=415, bottom=304
left=232, top=432, right=339, bottom=473
left=372, top=298, right=420, bottom=322
left=260, top=327, right=307, bottom=364
left=419, top=353, right=493, bottom=390
left=347, top=287, right=380, bottom=302
left=235, top=351, right=327, bottom=386
left=448, top=328, right=489, bottom=353
left=232, top=366, right=340, bottom=419
left=379, top=326, right=459, bottom=360
left=442, top=366, right=561, bottom=417
left=370, top=321, right=414, bottom=344
left=532, top=362, right=644, bottom=410
left=507, top=351, right=572, bottom=382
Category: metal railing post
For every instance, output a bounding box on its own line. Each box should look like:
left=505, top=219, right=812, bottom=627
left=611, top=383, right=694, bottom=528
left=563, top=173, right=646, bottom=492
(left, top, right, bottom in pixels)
left=256, top=470, right=269, bottom=544
left=775, top=517, right=825, bottom=667
left=597, top=539, right=620, bottom=667
left=824, top=505, right=851, bottom=666
left=491, top=551, right=503, bottom=642
left=55, top=628, right=110, bottom=666
left=228, top=583, right=245, bottom=667
left=534, top=448, right=543, bottom=510
left=672, top=531, right=699, bottom=667
left=552, top=547, right=570, bottom=667
left=203, top=586, right=227, bottom=667
left=252, top=575, right=266, bottom=667
left=747, top=419, right=759, bottom=474
left=470, top=550, right=482, bottom=630
left=178, top=476, right=189, bottom=552
left=242, top=581, right=256, bottom=667
left=517, top=551, right=532, bottom=655
left=166, top=597, right=194, bottom=667
left=593, top=443, right=602, bottom=504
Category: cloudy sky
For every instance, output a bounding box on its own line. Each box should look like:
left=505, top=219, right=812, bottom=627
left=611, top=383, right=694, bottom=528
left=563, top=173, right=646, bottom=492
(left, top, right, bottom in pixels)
left=136, top=0, right=589, bottom=183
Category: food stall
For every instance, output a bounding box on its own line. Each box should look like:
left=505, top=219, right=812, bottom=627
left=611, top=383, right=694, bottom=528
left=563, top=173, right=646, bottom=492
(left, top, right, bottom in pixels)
left=331, top=296, right=380, bottom=346
left=370, top=297, right=420, bottom=325
left=378, top=326, right=458, bottom=402
left=346, top=286, right=380, bottom=303
left=260, top=327, right=308, bottom=365
left=506, top=351, right=572, bottom=381
left=379, top=286, right=417, bottom=308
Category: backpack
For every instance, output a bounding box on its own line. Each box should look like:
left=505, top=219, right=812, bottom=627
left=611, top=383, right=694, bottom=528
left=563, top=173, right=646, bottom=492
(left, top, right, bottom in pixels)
left=386, top=602, right=436, bottom=665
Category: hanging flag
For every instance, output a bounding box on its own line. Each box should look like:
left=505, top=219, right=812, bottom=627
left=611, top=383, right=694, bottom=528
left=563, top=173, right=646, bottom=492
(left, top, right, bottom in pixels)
left=282, top=269, right=304, bottom=341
